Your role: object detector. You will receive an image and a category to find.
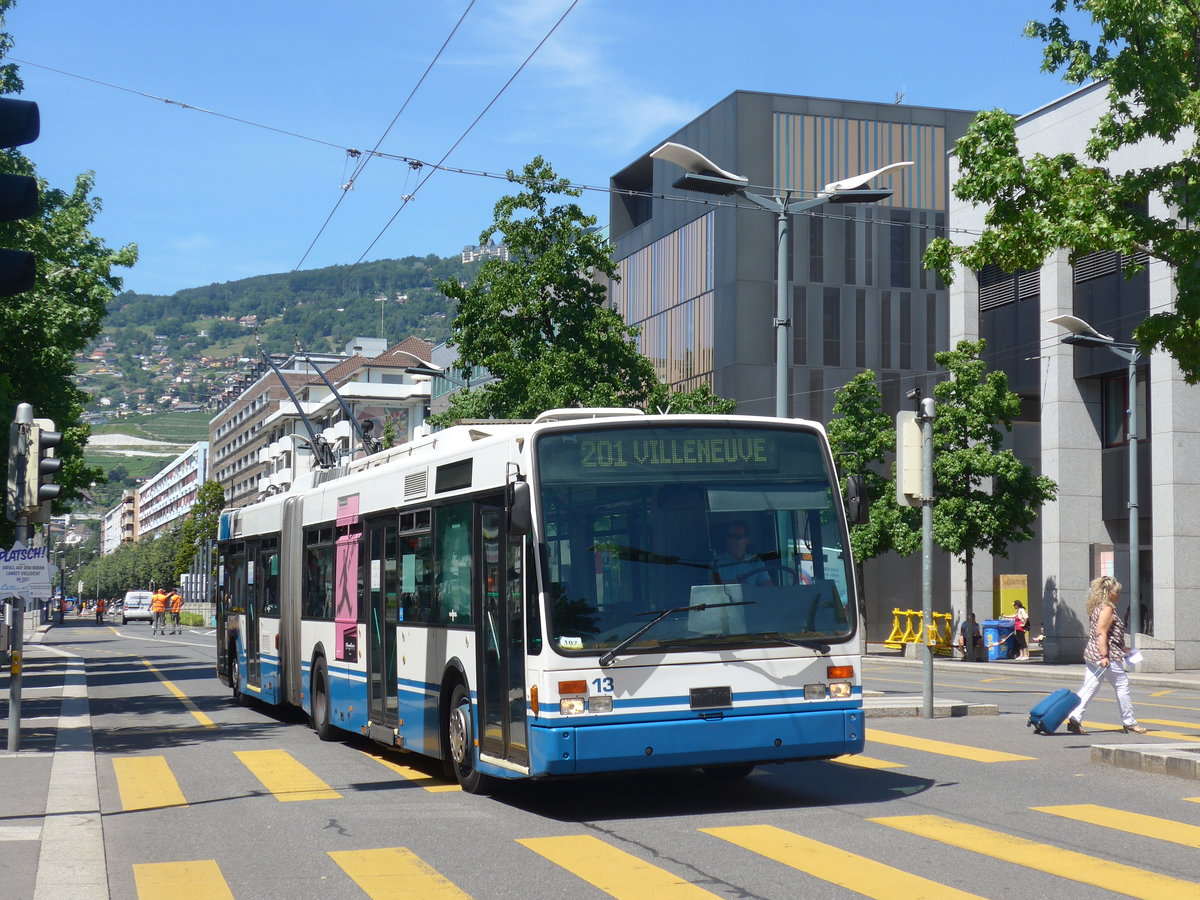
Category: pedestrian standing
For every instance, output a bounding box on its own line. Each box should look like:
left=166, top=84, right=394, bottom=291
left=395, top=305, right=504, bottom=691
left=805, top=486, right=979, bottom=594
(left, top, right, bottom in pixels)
left=151, top=587, right=168, bottom=635
left=1012, top=599, right=1030, bottom=660
left=1067, top=575, right=1147, bottom=735
left=168, top=588, right=184, bottom=634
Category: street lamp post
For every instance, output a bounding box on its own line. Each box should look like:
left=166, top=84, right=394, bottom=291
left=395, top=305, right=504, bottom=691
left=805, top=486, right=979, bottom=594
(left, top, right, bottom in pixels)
left=1050, top=314, right=1143, bottom=648
left=650, top=141, right=912, bottom=418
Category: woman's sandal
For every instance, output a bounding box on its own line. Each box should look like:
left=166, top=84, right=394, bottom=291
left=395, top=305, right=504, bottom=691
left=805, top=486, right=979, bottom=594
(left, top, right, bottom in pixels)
left=1122, top=724, right=1148, bottom=734
left=1066, top=719, right=1087, bottom=735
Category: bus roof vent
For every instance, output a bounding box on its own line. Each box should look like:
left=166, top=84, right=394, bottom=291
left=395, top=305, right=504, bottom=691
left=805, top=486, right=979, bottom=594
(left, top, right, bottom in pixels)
left=404, top=470, right=428, bottom=500
left=532, top=408, right=645, bottom=424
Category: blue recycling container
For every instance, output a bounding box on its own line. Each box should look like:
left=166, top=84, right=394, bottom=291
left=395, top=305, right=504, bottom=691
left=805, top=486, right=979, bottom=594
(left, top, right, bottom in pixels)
left=983, top=619, right=1015, bottom=660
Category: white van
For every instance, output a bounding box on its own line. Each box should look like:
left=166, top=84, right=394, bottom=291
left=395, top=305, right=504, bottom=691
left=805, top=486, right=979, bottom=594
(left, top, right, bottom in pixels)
left=122, top=590, right=154, bottom=625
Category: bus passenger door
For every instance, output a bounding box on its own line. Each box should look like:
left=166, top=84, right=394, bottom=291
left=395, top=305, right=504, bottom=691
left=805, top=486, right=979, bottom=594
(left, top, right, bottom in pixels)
left=245, top=539, right=261, bottom=688
left=366, top=517, right=400, bottom=733
left=477, top=500, right=528, bottom=767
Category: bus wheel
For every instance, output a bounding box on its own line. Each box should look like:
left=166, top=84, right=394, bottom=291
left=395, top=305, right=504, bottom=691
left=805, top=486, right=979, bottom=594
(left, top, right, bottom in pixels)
left=312, top=658, right=335, bottom=741
left=702, top=763, right=756, bottom=780
left=447, top=683, right=491, bottom=794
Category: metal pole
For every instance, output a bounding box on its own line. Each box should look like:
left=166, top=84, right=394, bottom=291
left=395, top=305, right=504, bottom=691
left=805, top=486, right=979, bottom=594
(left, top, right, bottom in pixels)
left=7, top=402, right=32, bottom=751
left=774, top=201, right=790, bottom=419
left=920, top=398, right=935, bottom=718
left=1127, top=353, right=1140, bottom=648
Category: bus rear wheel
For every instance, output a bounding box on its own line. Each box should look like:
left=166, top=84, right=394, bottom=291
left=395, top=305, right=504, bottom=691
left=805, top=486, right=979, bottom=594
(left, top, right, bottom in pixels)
left=312, top=658, right=335, bottom=741
left=447, top=682, right=492, bottom=794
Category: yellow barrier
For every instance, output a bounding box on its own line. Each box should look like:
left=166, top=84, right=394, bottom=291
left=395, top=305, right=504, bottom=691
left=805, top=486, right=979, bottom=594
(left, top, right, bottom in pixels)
left=884, top=608, right=954, bottom=655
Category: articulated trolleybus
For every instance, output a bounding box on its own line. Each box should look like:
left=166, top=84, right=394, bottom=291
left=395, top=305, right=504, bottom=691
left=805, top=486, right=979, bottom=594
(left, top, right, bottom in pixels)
left=216, top=409, right=866, bottom=791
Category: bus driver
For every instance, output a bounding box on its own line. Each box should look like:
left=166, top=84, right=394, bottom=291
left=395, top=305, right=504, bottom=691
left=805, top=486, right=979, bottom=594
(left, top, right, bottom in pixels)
left=712, top=520, right=771, bottom=586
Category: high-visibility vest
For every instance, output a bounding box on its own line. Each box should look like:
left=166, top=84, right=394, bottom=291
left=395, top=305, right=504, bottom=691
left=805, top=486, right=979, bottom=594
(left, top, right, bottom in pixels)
left=169, top=593, right=183, bottom=613
left=151, top=592, right=167, bottom=612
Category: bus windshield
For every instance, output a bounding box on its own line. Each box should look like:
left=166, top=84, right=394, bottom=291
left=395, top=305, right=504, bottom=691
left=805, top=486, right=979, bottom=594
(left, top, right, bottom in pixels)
left=535, top=424, right=855, bottom=656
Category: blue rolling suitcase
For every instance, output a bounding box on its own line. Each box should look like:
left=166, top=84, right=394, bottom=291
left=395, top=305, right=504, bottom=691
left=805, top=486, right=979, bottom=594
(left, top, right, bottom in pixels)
left=1028, top=687, right=1080, bottom=734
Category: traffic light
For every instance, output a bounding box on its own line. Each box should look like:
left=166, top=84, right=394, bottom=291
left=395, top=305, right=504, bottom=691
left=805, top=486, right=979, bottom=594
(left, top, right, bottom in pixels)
left=25, top=418, right=61, bottom=521
left=0, top=97, right=39, bottom=297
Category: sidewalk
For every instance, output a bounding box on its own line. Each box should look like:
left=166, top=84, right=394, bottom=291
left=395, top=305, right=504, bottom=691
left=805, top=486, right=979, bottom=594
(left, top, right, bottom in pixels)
left=1, top=620, right=108, bottom=900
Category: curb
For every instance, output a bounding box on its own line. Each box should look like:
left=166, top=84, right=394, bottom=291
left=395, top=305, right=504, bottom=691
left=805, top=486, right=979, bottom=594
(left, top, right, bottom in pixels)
left=1091, top=743, right=1200, bottom=781
left=864, top=652, right=1200, bottom=691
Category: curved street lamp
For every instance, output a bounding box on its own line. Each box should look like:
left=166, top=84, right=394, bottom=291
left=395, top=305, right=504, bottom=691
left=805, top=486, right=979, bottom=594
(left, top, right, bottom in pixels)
left=1050, top=314, right=1143, bottom=648
left=651, top=141, right=913, bottom=418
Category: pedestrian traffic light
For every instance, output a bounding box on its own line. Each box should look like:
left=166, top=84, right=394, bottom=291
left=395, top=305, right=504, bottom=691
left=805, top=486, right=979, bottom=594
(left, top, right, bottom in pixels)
left=0, top=97, right=39, bottom=297
left=25, top=418, right=61, bottom=520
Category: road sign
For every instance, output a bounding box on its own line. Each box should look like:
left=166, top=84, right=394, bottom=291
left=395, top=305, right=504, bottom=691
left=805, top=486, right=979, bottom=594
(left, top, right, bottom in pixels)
left=0, top=540, right=52, bottom=599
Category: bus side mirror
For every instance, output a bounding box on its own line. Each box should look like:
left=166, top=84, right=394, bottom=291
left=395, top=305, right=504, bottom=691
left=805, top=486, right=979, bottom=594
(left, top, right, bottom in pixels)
left=845, top=475, right=868, bottom=525
left=507, top=480, right=531, bottom=536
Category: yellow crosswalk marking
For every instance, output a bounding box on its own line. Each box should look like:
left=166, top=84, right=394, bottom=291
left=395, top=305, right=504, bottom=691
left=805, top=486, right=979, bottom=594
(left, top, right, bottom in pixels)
left=1150, top=689, right=1175, bottom=697
left=830, top=753, right=905, bottom=769
left=361, top=748, right=462, bottom=793
left=113, top=756, right=187, bottom=811
left=142, top=659, right=217, bottom=728
left=329, top=847, right=469, bottom=899
left=872, top=814, right=1200, bottom=899
left=703, top=824, right=983, bottom=899
left=235, top=749, right=342, bottom=801
left=868, top=729, right=1034, bottom=762
left=1034, top=804, right=1200, bottom=849
left=133, top=859, right=233, bottom=899
left=518, top=835, right=720, bottom=899
left=1078, top=720, right=1200, bottom=743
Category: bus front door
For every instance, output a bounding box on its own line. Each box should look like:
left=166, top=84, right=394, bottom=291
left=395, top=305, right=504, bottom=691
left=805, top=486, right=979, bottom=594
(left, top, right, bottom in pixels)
left=366, top=518, right=400, bottom=739
left=477, top=501, right=528, bottom=768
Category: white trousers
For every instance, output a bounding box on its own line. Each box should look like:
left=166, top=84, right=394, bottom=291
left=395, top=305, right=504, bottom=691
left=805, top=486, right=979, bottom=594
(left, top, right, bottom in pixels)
left=1069, top=657, right=1136, bottom=726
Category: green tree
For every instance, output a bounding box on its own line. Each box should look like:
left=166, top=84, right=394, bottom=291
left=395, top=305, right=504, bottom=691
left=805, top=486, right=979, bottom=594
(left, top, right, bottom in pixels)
left=432, top=157, right=733, bottom=424
left=931, top=341, right=1058, bottom=629
left=172, top=479, right=225, bottom=581
left=923, top=0, right=1200, bottom=382
left=828, top=372, right=921, bottom=565
left=0, top=5, right=137, bottom=544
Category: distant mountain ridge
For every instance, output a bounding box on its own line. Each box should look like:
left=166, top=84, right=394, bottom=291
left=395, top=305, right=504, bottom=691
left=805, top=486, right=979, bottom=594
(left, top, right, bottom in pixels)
left=104, top=253, right=471, bottom=356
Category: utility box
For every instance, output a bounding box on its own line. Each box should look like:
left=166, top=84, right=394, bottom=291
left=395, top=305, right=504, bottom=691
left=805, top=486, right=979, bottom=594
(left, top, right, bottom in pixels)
left=994, top=574, right=1028, bottom=619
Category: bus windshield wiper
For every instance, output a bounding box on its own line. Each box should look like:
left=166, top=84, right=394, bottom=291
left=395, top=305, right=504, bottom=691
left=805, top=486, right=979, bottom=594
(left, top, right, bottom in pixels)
left=598, top=600, right=754, bottom=668
left=758, top=632, right=831, bottom=654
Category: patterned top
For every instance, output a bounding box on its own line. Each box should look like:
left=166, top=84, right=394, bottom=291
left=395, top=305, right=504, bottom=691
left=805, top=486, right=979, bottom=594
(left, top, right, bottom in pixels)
left=1083, top=602, right=1127, bottom=663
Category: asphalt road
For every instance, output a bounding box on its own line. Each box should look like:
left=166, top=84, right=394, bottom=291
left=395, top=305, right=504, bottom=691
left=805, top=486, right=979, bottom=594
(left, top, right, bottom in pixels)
left=35, top=619, right=1200, bottom=899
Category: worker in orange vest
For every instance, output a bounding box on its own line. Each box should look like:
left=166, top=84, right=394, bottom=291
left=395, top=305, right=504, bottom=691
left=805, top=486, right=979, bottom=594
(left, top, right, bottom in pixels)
left=168, top=588, right=184, bottom=634
left=151, top=587, right=168, bottom=635
left=95, top=597, right=106, bottom=624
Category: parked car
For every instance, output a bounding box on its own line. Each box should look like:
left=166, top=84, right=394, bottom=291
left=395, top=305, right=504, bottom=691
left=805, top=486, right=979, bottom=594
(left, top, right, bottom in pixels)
left=121, top=590, right=154, bottom=625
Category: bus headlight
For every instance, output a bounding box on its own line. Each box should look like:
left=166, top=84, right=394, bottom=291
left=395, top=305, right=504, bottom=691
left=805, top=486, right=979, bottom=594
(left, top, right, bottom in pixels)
left=560, top=698, right=586, bottom=715
left=803, top=683, right=828, bottom=700
left=588, top=695, right=613, bottom=713
left=829, top=681, right=852, bottom=699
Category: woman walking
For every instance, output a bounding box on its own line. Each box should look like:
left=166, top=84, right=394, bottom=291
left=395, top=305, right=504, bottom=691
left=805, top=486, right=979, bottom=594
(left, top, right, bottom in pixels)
left=1012, top=599, right=1030, bottom=660
left=1066, top=575, right=1146, bottom=735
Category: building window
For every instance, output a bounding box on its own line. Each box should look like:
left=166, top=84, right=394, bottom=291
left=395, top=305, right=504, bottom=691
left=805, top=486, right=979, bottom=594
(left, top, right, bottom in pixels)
left=1101, top=369, right=1148, bottom=448
left=823, top=287, right=841, bottom=367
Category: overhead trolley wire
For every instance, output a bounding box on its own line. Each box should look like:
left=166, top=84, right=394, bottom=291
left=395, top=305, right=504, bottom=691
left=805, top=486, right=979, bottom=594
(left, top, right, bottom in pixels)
left=348, top=0, right=584, bottom=272
left=294, top=0, right=478, bottom=271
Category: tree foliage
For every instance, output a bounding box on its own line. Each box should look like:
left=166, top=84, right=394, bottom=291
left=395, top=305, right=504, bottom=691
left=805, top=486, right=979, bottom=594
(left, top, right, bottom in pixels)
left=931, top=341, right=1058, bottom=620
left=923, top=0, right=1200, bottom=382
left=827, top=372, right=921, bottom=565
left=172, top=479, right=225, bottom=580
left=0, top=4, right=138, bottom=544
left=432, top=157, right=734, bottom=424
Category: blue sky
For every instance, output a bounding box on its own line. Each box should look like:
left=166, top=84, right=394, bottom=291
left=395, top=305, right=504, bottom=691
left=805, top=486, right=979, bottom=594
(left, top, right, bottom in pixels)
left=6, top=1, right=1092, bottom=296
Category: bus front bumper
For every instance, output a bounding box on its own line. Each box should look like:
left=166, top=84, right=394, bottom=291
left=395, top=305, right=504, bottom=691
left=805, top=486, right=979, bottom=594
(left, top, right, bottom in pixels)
left=528, top=707, right=864, bottom=776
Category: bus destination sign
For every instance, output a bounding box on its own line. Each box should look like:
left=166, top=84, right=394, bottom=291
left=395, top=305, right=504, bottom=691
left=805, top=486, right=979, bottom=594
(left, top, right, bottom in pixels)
left=539, top=430, right=784, bottom=481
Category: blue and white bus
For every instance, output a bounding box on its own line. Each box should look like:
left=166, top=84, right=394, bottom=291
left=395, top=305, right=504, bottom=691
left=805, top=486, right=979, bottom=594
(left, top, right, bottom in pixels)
left=216, top=408, right=866, bottom=792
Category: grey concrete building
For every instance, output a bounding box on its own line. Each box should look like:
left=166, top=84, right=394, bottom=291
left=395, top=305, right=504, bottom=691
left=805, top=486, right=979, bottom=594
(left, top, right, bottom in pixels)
left=610, top=90, right=976, bottom=422
left=948, top=81, right=1200, bottom=671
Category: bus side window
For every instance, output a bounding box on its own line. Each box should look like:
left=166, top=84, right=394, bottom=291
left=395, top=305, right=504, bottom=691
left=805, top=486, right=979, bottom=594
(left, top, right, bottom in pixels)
left=433, top=501, right=472, bottom=627
left=399, top=532, right=432, bottom=622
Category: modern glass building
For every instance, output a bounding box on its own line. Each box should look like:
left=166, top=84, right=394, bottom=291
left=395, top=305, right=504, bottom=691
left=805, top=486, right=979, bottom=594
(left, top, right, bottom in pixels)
left=610, top=91, right=977, bottom=422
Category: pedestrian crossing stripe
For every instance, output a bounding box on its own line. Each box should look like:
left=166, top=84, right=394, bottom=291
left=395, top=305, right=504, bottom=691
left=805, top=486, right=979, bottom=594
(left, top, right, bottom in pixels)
left=234, top=749, right=342, bottom=801
left=870, top=814, right=1200, bottom=899
left=830, top=753, right=906, bottom=769
left=867, top=729, right=1035, bottom=762
left=1077, top=720, right=1200, bottom=743
left=140, top=659, right=216, bottom=729
left=113, top=756, right=187, bottom=811
left=1033, top=804, right=1200, bottom=849
left=702, top=824, right=983, bottom=899
left=132, top=859, right=233, bottom=899
left=360, top=747, right=462, bottom=792
left=518, top=834, right=721, bottom=899
left=329, top=847, right=470, bottom=899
